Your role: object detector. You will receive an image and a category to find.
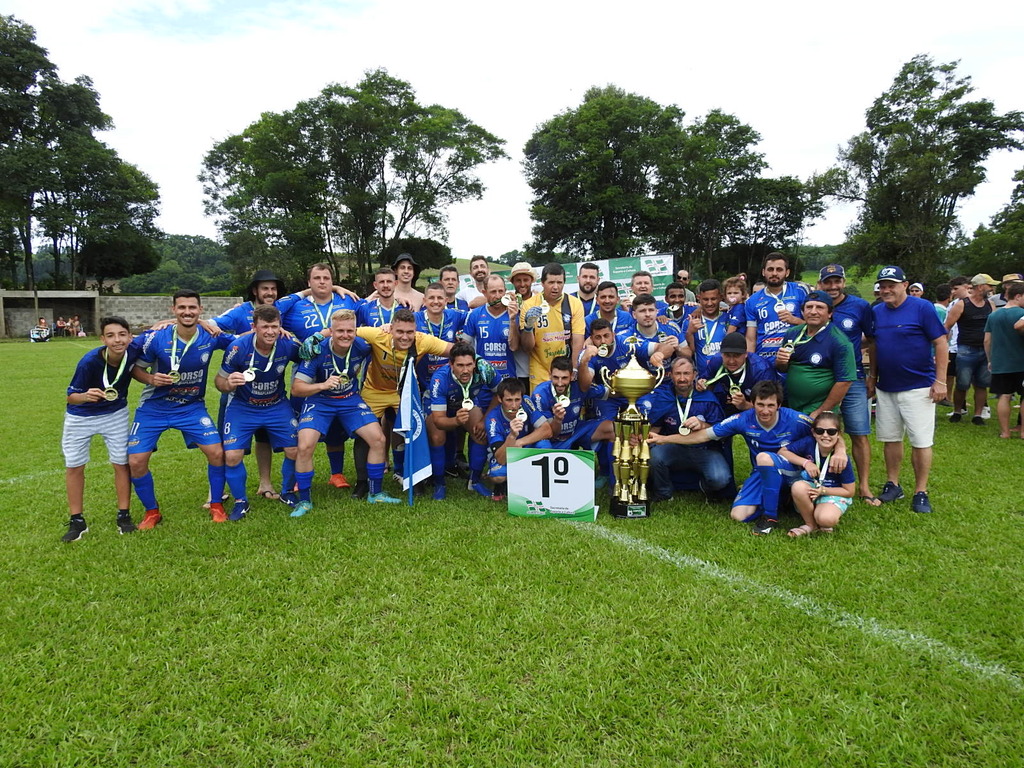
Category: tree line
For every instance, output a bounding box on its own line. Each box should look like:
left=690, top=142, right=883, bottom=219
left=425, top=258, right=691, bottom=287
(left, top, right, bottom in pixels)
left=3, top=9, right=1022, bottom=295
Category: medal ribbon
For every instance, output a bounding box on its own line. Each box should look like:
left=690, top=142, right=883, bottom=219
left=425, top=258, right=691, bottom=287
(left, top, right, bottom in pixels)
left=102, top=348, right=128, bottom=390
left=700, top=314, right=721, bottom=348
left=330, top=343, right=353, bottom=379
left=453, top=371, right=472, bottom=403
left=170, top=326, right=198, bottom=372
left=676, top=393, right=693, bottom=429
left=813, top=444, right=832, bottom=485
left=310, top=297, right=334, bottom=330
left=792, top=321, right=829, bottom=347
left=377, top=301, right=395, bottom=327
left=248, top=341, right=277, bottom=374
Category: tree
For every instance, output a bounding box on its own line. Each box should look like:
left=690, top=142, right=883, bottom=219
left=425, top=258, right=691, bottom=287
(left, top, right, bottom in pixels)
left=830, top=54, right=1024, bottom=284
left=960, top=167, right=1024, bottom=277
left=524, top=85, right=686, bottom=260
left=201, top=69, right=507, bottom=287
left=380, top=237, right=452, bottom=277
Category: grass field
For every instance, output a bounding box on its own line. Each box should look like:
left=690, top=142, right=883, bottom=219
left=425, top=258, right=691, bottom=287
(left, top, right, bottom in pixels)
left=2, top=338, right=1023, bottom=767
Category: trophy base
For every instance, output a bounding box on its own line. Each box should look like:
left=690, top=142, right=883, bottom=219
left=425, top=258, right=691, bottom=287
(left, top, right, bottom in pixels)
left=609, top=496, right=651, bottom=519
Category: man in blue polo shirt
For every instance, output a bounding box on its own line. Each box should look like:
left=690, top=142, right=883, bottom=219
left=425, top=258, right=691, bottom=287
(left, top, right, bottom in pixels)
left=695, top=331, right=777, bottom=415
left=868, top=266, right=949, bottom=513
left=128, top=290, right=235, bottom=529
left=817, top=263, right=878, bottom=505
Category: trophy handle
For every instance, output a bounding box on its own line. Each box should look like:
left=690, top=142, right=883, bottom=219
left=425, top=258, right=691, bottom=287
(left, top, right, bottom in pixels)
left=599, top=366, right=611, bottom=390
left=653, top=365, right=665, bottom=391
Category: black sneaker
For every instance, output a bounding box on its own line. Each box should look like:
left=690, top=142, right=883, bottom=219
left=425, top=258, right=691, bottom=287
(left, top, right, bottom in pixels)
left=971, top=415, right=985, bottom=426
left=878, top=481, right=905, bottom=503
left=62, top=517, right=88, bottom=543
left=352, top=481, right=368, bottom=500
left=116, top=514, right=137, bottom=534
left=911, top=491, right=934, bottom=513
left=751, top=516, right=777, bottom=536
left=949, top=411, right=963, bottom=423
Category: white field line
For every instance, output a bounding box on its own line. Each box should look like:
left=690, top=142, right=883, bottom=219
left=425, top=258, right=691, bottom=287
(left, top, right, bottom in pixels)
left=572, top=522, right=1023, bottom=692
left=1, top=468, right=62, bottom=485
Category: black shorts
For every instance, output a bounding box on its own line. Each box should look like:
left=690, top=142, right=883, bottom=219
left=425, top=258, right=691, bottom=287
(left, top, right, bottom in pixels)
left=990, top=371, right=1024, bottom=398
left=946, top=352, right=957, bottom=378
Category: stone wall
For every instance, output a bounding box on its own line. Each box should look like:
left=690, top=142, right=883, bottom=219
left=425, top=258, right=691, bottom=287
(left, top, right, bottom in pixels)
left=97, top=296, right=243, bottom=332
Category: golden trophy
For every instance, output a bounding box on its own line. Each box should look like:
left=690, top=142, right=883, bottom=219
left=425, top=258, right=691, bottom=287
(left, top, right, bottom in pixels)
left=600, top=346, right=664, bottom=518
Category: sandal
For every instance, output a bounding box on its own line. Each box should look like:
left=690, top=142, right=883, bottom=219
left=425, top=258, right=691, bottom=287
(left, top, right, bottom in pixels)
left=859, top=495, right=882, bottom=507
left=258, top=489, right=280, bottom=500
left=787, top=524, right=816, bottom=538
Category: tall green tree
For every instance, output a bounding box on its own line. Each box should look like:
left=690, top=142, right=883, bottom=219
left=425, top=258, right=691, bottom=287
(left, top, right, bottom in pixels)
left=960, top=167, right=1024, bottom=277
left=523, top=85, right=686, bottom=259
left=201, top=69, right=507, bottom=287
left=830, top=54, right=1024, bottom=283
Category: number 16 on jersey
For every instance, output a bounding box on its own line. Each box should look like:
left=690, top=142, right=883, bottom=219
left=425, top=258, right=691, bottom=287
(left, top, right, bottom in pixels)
left=506, top=448, right=596, bottom=521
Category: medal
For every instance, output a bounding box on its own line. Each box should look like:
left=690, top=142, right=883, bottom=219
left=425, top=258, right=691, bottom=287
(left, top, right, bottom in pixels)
left=626, top=291, right=636, bottom=303
left=679, top=426, right=691, bottom=436
left=500, top=295, right=511, bottom=307
left=246, top=338, right=277, bottom=384
left=701, top=345, right=710, bottom=357
left=539, top=303, right=551, bottom=316
left=780, top=341, right=796, bottom=354
left=557, top=394, right=571, bottom=407
left=169, top=326, right=197, bottom=383
left=330, top=343, right=353, bottom=390
left=597, top=344, right=609, bottom=357
left=657, top=331, right=668, bottom=342
left=243, top=369, right=256, bottom=382
left=462, top=398, right=474, bottom=411
left=168, top=370, right=181, bottom=383
left=668, top=304, right=680, bottom=313
left=775, top=300, right=787, bottom=313
left=676, top=393, right=693, bottom=435
left=101, top=348, right=128, bottom=398
left=103, top=388, right=118, bottom=402
left=729, top=384, right=742, bottom=397
left=338, top=374, right=350, bottom=387
left=516, top=407, right=527, bottom=422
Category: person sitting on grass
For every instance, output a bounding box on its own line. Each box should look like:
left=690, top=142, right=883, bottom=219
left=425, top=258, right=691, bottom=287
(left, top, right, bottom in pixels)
left=61, top=316, right=141, bottom=542
left=482, top=377, right=552, bottom=501
left=778, top=412, right=856, bottom=537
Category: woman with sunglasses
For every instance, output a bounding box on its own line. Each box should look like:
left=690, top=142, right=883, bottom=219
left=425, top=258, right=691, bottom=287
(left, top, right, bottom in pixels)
left=778, top=412, right=855, bottom=537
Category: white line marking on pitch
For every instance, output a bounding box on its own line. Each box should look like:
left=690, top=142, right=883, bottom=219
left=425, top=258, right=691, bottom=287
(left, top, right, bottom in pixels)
left=573, top=522, right=1023, bottom=691
left=1, top=469, right=62, bottom=485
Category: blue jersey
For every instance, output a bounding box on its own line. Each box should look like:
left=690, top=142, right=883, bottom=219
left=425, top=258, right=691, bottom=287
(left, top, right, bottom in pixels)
left=135, top=326, right=234, bottom=409
left=785, top=436, right=855, bottom=488
left=210, top=301, right=257, bottom=334
left=871, top=296, right=947, bottom=393
left=428, top=363, right=495, bottom=415
left=533, top=379, right=606, bottom=440
left=688, top=311, right=729, bottom=377
left=640, top=387, right=725, bottom=434
left=726, top=301, right=746, bottom=330
left=699, top=352, right=777, bottom=413
left=585, top=309, right=634, bottom=338
left=293, top=338, right=372, bottom=402
left=416, top=309, right=465, bottom=385
left=744, top=283, right=808, bottom=359
left=630, top=321, right=684, bottom=352
left=278, top=293, right=358, bottom=340
left=446, top=297, right=470, bottom=312
left=485, top=397, right=546, bottom=449
left=66, top=342, right=143, bottom=417
left=573, top=292, right=597, bottom=316
left=710, top=406, right=814, bottom=468
left=461, top=305, right=516, bottom=382
left=356, top=299, right=400, bottom=328
left=219, top=334, right=301, bottom=408
left=657, top=300, right=695, bottom=327
left=830, top=294, right=873, bottom=377
left=589, top=334, right=661, bottom=417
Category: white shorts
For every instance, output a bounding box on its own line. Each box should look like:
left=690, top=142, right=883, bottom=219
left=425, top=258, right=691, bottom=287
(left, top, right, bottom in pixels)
left=875, top=387, right=935, bottom=449
left=62, top=408, right=130, bottom=467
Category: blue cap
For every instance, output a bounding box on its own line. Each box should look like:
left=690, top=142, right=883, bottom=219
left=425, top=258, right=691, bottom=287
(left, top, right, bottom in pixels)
left=876, top=266, right=906, bottom=283
left=818, top=264, right=845, bottom=280
left=803, top=290, right=833, bottom=309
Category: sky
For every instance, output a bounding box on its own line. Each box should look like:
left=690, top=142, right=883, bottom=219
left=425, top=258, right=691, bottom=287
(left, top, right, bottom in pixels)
left=8, top=0, right=1024, bottom=262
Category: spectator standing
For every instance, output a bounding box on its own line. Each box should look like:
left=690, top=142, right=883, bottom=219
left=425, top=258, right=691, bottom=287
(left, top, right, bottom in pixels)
left=944, top=273, right=997, bottom=424
left=983, top=282, right=1024, bottom=439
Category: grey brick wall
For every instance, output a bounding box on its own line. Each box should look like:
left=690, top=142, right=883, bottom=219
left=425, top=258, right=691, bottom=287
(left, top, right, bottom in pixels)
left=98, top=296, right=243, bottom=332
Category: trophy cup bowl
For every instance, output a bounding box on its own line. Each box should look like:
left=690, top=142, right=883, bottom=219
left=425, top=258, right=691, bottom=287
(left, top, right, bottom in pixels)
left=602, top=353, right=664, bottom=420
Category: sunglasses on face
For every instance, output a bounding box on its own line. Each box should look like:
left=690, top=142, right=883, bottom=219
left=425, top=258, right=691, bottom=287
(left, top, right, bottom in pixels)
left=813, top=427, right=839, bottom=436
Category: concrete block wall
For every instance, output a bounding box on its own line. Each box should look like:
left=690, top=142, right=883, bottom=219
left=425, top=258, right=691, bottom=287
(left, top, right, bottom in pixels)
left=97, top=296, right=243, bottom=332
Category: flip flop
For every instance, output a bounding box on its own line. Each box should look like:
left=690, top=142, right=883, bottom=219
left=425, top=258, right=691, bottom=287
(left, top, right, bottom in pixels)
left=787, top=524, right=816, bottom=538
left=258, top=489, right=280, bottom=500
left=859, top=495, right=882, bottom=507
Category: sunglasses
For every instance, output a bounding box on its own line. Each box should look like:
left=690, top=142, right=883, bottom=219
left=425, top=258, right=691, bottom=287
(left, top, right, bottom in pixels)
left=813, top=427, right=839, bottom=436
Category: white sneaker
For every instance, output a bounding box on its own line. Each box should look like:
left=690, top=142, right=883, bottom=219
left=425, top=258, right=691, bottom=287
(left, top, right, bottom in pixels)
left=981, top=406, right=991, bottom=419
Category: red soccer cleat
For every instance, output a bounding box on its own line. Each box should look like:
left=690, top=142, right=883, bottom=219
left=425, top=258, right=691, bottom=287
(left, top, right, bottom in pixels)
left=329, top=473, right=350, bottom=489
left=138, top=509, right=162, bottom=530
left=209, top=503, right=228, bottom=523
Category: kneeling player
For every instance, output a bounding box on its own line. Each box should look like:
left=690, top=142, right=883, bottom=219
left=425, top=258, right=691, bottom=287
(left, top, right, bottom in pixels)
left=483, top=378, right=553, bottom=501
left=215, top=305, right=301, bottom=520
left=426, top=342, right=495, bottom=500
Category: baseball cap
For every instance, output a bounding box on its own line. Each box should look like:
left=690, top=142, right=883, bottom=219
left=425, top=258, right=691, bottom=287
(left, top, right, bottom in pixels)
left=970, top=273, right=999, bottom=287
left=910, top=282, right=924, bottom=292
left=509, top=262, right=535, bottom=279
left=803, top=290, right=833, bottom=309
left=818, top=264, right=845, bottom=280
left=720, top=332, right=747, bottom=354
left=1000, top=272, right=1023, bottom=284
left=876, top=266, right=906, bottom=283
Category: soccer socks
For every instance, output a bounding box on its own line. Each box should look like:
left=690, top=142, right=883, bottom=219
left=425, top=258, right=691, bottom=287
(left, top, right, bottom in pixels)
left=327, top=445, right=346, bottom=475
left=597, top=441, right=612, bottom=481
left=430, top=445, right=447, bottom=487
left=296, top=470, right=314, bottom=503
left=392, top=444, right=405, bottom=475
left=367, top=462, right=385, bottom=496
left=757, top=463, right=783, bottom=520
left=225, top=462, right=248, bottom=501
left=280, top=456, right=296, bottom=494
left=208, top=464, right=226, bottom=504
left=468, top=441, right=487, bottom=484
left=131, top=472, right=158, bottom=511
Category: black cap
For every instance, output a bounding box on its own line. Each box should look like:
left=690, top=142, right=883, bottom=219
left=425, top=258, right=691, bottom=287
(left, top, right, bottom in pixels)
left=720, top=331, right=747, bottom=354
left=391, top=252, right=421, bottom=282
left=247, top=269, right=286, bottom=301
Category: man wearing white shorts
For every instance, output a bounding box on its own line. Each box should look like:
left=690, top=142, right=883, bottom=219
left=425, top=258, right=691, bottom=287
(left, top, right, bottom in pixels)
left=868, top=267, right=949, bottom=514
left=61, top=317, right=140, bottom=542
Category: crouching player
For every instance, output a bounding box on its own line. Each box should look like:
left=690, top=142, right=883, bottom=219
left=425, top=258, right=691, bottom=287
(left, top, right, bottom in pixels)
left=61, top=316, right=140, bottom=542
left=533, top=356, right=614, bottom=487
left=215, top=305, right=301, bottom=521
left=483, top=378, right=553, bottom=501
left=778, top=412, right=855, bottom=536
left=291, top=309, right=398, bottom=514
left=426, top=342, right=496, bottom=500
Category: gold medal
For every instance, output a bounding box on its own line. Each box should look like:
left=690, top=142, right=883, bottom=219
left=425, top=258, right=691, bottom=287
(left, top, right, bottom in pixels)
left=242, top=369, right=256, bottom=382
left=679, top=426, right=691, bottom=436
left=103, top=387, right=118, bottom=402
left=557, top=395, right=571, bottom=407
left=168, top=370, right=180, bottom=383
left=729, top=384, right=742, bottom=397
left=516, top=407, right=527, bottom=422
left=462, top=398, right=474, bottom=411
left=597, top=344, right=609, bottom=357
left=781, top=341, right=796, bottom=354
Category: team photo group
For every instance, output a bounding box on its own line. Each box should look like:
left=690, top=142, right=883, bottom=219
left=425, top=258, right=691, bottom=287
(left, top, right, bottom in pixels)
left=61, top=251, right=1024, bottom=543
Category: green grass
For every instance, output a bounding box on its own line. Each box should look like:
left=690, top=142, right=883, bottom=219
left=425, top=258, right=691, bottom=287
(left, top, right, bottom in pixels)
left=2, top=340, right=1023, bottom=766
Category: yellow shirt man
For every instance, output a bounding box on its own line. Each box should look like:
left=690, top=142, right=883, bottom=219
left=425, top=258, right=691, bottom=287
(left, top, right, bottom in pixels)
left=356, top=325, right=450, bottom=417
left=519, top=290, right=585, bottom=390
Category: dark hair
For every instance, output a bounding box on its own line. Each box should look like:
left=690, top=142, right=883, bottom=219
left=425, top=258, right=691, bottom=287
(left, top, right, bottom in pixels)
left=812, top=411, right=842, bottom=431
left=449, top=341, right=476, bottom=362
left=495, top=377, right=525, bottom=398
left=375, top=267, right=396, bottom=280
left=750, top=379, right=784, bottom=404
left=252, top=305, right=281, bottom=324
left=100, top=316, right=131, bottom=334
left=1007, top=282, right=1024, bottom=301
left=392, top=308, right=416, bottom=325
left=631, top=293, right=657, bottom=309
left=424, top=281, right=446, bottom=295
left=763, top=251, right=790, bottom=269
left=949, top=275, right=970, bottom=288
left=439, top=264, right=459, bottom=277
left=578, top=262, right=599, bottom=274
left=935, top=283, right=951, bottom=302
left=541, top=262, right=565, bottom=281
left=470, top=255, right=489, bottom=267
left=550, top=356, right=572, bottom=373
left=698, top=279, right=722, bottom=294
left=665, top=282, right=686, bottom=298
left=590, top=318, right=612, bottom=333
left=596, top=281, right=619, bottom=294
left=172, top=289, right=201, bottom=304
